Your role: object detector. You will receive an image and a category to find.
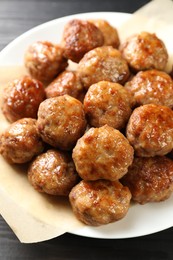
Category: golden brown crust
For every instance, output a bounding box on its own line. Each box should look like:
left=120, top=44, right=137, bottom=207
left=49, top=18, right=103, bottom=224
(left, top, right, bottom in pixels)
left=24, top=41, right=68, bottom=82
left=2, top=76, right=45, bottom=123
left=72, top=125, right=134, bottom=181
left=84, top=81, right=132, bottom=129
left=78, top=46, right=130, bottom=89
left=125, top=70, right=173, bottom=108
left=28, top=149, right=79, bottom=196
left=45, top=70, right=85, bottom=102
left=121, top=156, right=173, bottom=204
left=69, top=179, right=131, bottom=226
left=0, top=118, right=44, bottom=164
left=120, top=32, right=168, bottom=71
left=61, top=19, right=104, bottom=63
left=37, top=95, right=86, bottom=151
left=89, top=19, right=120, bottom=48
left=126, top=104, right=173, bottom=157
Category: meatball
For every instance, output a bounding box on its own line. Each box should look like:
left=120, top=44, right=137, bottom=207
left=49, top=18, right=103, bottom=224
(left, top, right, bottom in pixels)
left=84, top=81, right=132, bottom=129
left=121, top=156, right=173, bottom=204
left=78, top=46, right=130, bottom=89
left=120, top=32, right=168, bottom=71
left=89, top=19, right=120, bottom=48
left=72, top=125, right=134, bottom=181
left=125, top=70, right=173, bottom=108
left=126, top=104, right=173, bottom=157
left=28, top=149, right=79, bottom=196
left=69, top=179, right=131, bottom=226
left=61, top=19, right=104, bottom=63
left=37, top=95, right=86, bottom=151
left=24, top=41, right=68, bottom=82
left=45, top=70, right=85, bottom=102
left=1, top=76, right=45, bottom=123
left=0, top=118, right=44, bottom=164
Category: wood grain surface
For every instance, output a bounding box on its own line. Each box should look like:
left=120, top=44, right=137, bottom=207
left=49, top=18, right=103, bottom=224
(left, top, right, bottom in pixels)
left=1, top=215, right=173, bottom=260
left=0, top=0, right=172, bottom=259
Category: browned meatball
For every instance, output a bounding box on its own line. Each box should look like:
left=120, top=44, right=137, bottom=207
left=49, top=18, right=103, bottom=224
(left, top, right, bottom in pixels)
left=37, top=95, right=86, bottom=151
left=45, top=70, right=85, bottom=102
left=78, top=46, right=130, bottom=89
left=24, top=41, right=68, bottom=82
left=0, top=118, right=44, bottom=164
left=125, top=70, right=173, bottom=108
left=1, top=76, right=45, bottom=123
left=84, top=81, right=132, bottom=129
left=121, top=156, right=173, bottom=204
left=72, top=125, right=134, bottom=181
left=28, top=149, right=79, bottom=196
left=69, top=179, right=131, bottom=226
left=61, top=19, right=104, bottom=63
left=126, top=104, right=173, bottom=157
left=120, top=32, right=168, bottom=71
left=89, top=19, right=120, bottom=48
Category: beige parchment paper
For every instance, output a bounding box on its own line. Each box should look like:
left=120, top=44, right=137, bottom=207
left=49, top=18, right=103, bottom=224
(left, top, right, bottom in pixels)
left=0, top=0, right=173, bottom=243
left=120, top=0, right=173, bottom=72
left=0, top=68, right=84, bottom=243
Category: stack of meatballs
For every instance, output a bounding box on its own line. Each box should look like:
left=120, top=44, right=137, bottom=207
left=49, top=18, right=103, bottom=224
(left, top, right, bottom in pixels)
left=1, top=18, right=173, bottom=227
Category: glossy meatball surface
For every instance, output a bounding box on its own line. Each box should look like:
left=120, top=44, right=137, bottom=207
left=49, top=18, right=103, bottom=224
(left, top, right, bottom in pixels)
left=84, top=81, right=132, bottom=129
left=125, top=70, right=173, bottom=108
left=89, top=19, right=120, bottom=48
left=37, top=95, right=86, bottom=151
left=69, top=179, right=131, bottom=226
left=45, top=70, right=85, bottom=102
left=120, top=32, right=168, bottom=71
left=24, top=41, right=68, bottom=82
left=72, top=125, right=134, bottom=181
left=0, top=118, right=44, bottom=164
left=121, top=156, right=173, bottom=204
left=61, top=19, right=104, bottom=63
left=28, top=149, right=79, bottom=196
left=1, top=76, right=45, bottom=123
left=126, top=104, right=173, bottom=157
left=78, top=46, right=130, bottom=89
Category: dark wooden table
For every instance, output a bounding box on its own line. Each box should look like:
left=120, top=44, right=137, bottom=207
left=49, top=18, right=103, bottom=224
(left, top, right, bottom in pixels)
left=0, top=0, right=173, bottom=259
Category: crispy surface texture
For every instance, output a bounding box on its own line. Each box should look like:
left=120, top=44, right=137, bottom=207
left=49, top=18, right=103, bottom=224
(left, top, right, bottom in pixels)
left=37, top=95, right=86, bottom=150
left=125, top=70, right=173, bottom=108
left=126, top=104, right=173, bottom=157
left=69, top=179, right=131, bottom=226
left=89, top=19, right=120, bottom=48
left=61, top=19, right=104, bottom=62
left=120, top=32, right=168, bottom=71
left=28, top=149, right=79, bottom=196
left=2, top=76, right=45, bottom=123
left=25, top=41, right=68, bottom=82
left=0, top=118, right=44, bottom=164
left=78, top=46, right=130, bottom=89
left=121, top=156, right=173, bottom=204
left=72, top=125, right=134, bottom=181
left=84, top=81, right=132, bottom=129
left=45, top=70, right=85, bottom=102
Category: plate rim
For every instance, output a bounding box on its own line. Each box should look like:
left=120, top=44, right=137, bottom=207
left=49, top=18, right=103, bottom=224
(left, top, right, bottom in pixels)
left=0, top=12, right=131, bottom=62
left=0, top=11, right=172, bottom=240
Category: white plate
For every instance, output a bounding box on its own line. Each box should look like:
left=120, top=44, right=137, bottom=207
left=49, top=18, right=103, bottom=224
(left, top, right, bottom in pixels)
left=0, top=12, right=130, bottom=65
left=0, top=12, right=173, bottom=239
